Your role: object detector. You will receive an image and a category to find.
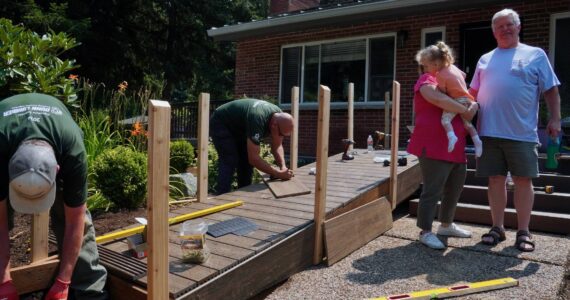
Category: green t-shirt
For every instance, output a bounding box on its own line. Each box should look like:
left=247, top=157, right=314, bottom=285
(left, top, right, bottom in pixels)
left=211, top=99, right=282, bottom=145
left=0, top=93, right=87, bottom=208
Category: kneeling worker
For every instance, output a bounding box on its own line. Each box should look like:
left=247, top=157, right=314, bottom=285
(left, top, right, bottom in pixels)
left=0, top=93, right=108, bottom=300
left=210, top=98, right=294, bottom=194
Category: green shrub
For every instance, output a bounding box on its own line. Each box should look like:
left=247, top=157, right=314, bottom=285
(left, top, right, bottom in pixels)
left=92, top=146, right=147, bottom=209
left=170, top=140, right=195, bottom=174
left=0, top=18, right=79, bottom=107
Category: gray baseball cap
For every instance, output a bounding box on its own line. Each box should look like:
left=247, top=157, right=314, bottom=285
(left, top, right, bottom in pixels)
left=9, top=140, right=57, bottom=214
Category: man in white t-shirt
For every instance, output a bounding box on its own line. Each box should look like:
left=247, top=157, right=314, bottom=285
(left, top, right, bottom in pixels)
left=469, top=8, right=561, bottom=252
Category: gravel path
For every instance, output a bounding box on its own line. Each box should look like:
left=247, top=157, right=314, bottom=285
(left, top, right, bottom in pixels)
left=265, top=216, right=570, bottom=300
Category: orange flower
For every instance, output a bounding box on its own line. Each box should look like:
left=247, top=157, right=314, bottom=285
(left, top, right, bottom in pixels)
left=68, top=74, right=79, bottom=81
left=130, top=121, right=145, bottom=136
left=118, top=81, right=128, bottom=92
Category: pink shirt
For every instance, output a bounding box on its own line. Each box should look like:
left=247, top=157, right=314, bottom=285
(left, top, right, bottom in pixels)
left=407, top=73, right=467, bottom=163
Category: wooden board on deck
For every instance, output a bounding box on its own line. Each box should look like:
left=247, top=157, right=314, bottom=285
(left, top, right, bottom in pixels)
left=323, top=197, right=393, bottom=266
left=257, top=170, right=311, bottom=198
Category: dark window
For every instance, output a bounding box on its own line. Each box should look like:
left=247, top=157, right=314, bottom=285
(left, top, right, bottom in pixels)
left=425, top=32, right=443, bottom=47
left=279, top=35, right=395, bottom=104
left=554, top=16, right=570, bottom=117
left=280, top=47, right=302, bottom=104
left=369, top=37, right=395, bottom=102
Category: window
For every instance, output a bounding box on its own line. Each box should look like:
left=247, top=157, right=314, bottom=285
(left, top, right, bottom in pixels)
left=421, top=27, right=446, bottom=48
left=279, top=34, right=396, bottom=104
left=550, top=12, right=570, bottom=117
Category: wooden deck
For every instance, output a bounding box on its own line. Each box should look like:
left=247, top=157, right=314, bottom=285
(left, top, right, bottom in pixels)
left=102, top=150, right=421, bottom=299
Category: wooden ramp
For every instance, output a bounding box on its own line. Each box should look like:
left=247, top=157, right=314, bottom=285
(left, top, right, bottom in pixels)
left=101, top=150, right=421, bottom=299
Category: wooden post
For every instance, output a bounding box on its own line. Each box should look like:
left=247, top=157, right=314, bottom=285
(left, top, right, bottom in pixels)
left=197, top=93, right=210, bottom=202
left=347, top=83, right=354, bottom=151
left=147, top=100, right=170, bottom=300
left=290, top=86, right=299, bottom=171
left=389, top=82, right=401, bottom=209
left=313, top=85, right=330, bottom=264
left=31, top=212, right=49, bottom=262
left=384, top=91, right=391, bottom=150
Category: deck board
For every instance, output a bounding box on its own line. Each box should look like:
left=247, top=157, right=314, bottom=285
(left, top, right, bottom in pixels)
left=102, top=150, right=421, bottom=299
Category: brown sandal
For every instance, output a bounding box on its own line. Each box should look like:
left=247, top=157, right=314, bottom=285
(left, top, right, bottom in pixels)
left=515, top=230, right=535, bottom=252
left=481, top=226, right=506, bottom=245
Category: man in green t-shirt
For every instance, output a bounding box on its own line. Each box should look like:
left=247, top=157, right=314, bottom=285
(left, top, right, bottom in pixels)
left=0, top=94, right=107, bottom=300
left=210, top=99, right=294, bottom=194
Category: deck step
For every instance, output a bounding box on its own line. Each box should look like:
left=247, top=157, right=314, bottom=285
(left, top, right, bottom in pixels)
left=459, top=185, right=570, bottom=214
left=409, top=199, right=570, bottom=235
left=465, top=169, right=570, bottom=193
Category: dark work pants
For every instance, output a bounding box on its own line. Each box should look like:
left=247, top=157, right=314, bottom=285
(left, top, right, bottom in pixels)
left=210, top=118, right=253, bottom=194
left=8, top=192, right=108, bottom=299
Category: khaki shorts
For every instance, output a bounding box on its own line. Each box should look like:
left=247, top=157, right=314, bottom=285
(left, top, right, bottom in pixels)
left=476, top=137, right=539, bottom=178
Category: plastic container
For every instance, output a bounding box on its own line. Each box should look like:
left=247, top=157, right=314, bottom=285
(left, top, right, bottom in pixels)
left=546, top=137, right=560, bottom=170
left=367, top=135, right=374, bottom=152
left=180, top=219, right=210, bottom=263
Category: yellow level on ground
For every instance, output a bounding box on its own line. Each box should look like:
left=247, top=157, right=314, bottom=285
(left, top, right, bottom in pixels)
left=373, top=277, right=518, bottom=300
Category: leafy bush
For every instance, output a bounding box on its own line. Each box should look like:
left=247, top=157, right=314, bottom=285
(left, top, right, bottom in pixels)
left=92, top=146, right=148, bottom=209
left=170, top=140, right=195, bottom=174
left=206, top=142, right=274, bottom=194
left=0, top=18, right=79, bottom=107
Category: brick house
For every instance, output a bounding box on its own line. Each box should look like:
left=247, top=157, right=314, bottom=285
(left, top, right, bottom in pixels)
left=208, top=0, right=569, bottom=159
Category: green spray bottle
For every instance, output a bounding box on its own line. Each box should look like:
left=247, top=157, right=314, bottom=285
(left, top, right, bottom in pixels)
left=546, top=136, right=560, bottom=170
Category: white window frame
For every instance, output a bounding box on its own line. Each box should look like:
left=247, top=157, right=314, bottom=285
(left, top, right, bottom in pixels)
left=549, top=12, right=570, bottom=64
left=421, top=26, right=446, bottom=48
left=279, top=33, right=397, bottom=109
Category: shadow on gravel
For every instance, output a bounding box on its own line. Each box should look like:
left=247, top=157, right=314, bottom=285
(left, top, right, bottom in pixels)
left=347, top=242, right=539, bottom=286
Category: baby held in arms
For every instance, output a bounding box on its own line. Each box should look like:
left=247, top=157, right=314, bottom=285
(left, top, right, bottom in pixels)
left=422, top=41, right=482, bottom=157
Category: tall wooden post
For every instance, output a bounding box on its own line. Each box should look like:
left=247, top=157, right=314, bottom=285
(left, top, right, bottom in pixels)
left=313, top=85, right=330, bottom=264
left=290, top=86, right=299, bottom=171
left=389, top=82, right=401, bottom=209
left=197, top=93, right=210, bottom=202
left=147, top=100, right=170, bottom=300
left=31, top=212, right=49, bottom=262
left=384, top=91, right=391, bottom=150
left=347, top=83, right=354, bottom=151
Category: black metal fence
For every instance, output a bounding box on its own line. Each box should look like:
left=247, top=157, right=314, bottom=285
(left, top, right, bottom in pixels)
left=170, top=100, right=229, bottom=140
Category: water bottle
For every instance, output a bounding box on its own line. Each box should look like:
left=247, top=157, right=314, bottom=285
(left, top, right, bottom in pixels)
left=367, top=135, right=374, bottom=152
left=546, top=136, right=560, bottom=169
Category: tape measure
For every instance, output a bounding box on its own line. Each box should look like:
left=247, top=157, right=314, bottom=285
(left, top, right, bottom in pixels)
left=372, top=277, right=518, bottom=300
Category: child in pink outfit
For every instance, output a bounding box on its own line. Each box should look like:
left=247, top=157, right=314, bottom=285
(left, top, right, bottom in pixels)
left=422, top=42, right=483, bottom=157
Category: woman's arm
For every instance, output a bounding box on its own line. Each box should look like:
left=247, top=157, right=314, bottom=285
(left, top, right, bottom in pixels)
left=419, top=84, right=467, bottom=113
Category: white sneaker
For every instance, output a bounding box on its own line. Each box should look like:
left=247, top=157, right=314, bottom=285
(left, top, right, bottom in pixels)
left=419, top=232, right=446, bottom=250
left=437, top=223, right=472, bottom=238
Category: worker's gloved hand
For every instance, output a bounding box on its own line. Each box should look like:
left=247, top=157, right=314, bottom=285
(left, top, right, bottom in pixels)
left=0, top=280, right=19, bottom=300
left=45, top=277, right=70, bottom=300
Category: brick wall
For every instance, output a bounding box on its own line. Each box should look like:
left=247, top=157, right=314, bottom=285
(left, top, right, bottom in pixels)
left=237, top=0, right=569, bottom=157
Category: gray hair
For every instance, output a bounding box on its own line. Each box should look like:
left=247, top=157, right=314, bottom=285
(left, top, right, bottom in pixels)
left=492, top=9, right=521, bottom=31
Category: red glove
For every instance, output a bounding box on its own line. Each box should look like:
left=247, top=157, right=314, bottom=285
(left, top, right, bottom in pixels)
left=45, top=278, right=70, bottom=300
left=0, top=280, right=18, bottom=300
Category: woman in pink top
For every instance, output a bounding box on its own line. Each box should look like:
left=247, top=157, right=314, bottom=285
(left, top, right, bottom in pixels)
left=407, top=46, right=479, bottom=250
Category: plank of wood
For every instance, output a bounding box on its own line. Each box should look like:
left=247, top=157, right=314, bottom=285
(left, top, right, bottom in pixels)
left=107, top=274, right=147, bottom=300
left=389, top=81, right=401, bottom=209
left=290, top=86, right=299, bottom=170
left=197, top=93, right=210, bottom=202
left=258, top=170, right=311, bottom=199
left=314, top=85, right=331, bottom=265
left=324, top=197, right=393, bottom=266
left=12, top=257, right=59, bottom=294
left=147, top=99, right=171, bottom=300
left=31, top=212, right=49, bottom=261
